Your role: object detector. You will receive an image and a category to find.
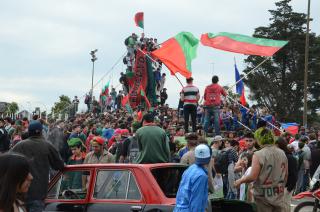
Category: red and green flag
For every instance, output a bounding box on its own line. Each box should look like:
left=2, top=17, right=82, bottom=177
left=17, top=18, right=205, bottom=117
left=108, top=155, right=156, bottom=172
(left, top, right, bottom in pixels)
left=140, top=86, right=151, bottom=109
left=122, top=94, right=129, bottom=107
left=152, top=32, right=199, bottom=78
left=101, top=80, right=110, bottom=96
left=137, top=110, right=143, bottom=121
left=134, top=12, right=144, bottom=29
left=201, top=32, right=288, bottom=56
left=122, top=94, right=133, bottom=114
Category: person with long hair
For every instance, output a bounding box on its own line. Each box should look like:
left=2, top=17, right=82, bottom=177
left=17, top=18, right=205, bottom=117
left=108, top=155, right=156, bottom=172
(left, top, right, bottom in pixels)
left=0, top=153, right=33, bottom=212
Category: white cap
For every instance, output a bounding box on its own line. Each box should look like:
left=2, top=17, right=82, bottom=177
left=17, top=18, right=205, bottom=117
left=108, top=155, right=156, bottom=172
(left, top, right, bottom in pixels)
left=195, top=144, right=211, bottom=165
left=212, top=135, right=224, bottom=142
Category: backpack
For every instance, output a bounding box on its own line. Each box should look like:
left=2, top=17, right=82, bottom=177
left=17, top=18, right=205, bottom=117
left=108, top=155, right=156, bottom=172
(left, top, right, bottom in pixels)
left=214, top=149, right=230, bottom=174
left=124, top=36, right=130, bottom=46
left=128, top=136, right=139, bottom=163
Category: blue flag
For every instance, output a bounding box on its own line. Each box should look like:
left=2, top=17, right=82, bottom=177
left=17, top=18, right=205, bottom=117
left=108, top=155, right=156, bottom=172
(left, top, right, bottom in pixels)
left=235, top=64, right=243, bottom=95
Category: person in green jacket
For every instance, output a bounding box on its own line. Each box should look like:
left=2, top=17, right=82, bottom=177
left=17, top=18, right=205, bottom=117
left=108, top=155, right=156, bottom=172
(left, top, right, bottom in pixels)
left=135, top=113, right=170, bottom=164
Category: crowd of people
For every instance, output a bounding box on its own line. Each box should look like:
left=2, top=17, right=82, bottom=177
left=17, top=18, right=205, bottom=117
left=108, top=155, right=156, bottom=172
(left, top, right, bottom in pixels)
left=84, top=32, right=168, bottom=114
left=1, top=73, right=320, bottom=212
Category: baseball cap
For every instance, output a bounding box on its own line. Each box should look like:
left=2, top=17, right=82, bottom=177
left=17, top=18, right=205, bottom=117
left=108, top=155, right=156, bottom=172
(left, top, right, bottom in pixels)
left=212, top=135, right=224, bottom=143
left=195, top=144, right=211, bottom=165
left=91, top=136, right=105, bottom=145
left=28, top=121, right=43, bottom=132
left=68, top=138, right=82, bottom=147
left=121, top=129, right=129, bottom=136
left=114, top=128, right=122, bottom=135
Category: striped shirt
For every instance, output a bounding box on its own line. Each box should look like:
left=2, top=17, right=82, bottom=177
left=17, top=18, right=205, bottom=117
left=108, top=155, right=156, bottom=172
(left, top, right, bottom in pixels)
left=181, top=85, right=199, bottom=106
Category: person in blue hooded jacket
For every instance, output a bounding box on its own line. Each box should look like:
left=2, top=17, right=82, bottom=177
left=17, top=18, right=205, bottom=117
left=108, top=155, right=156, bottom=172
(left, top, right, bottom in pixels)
left=174, top=144, right=211, bottom=212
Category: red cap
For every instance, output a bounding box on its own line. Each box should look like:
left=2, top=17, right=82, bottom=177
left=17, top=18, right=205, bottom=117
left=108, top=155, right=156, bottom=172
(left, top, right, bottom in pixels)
left=114, top=128, right=122, bottom=135
left=91, top=136, right=105, bottom=145
left=121, top=129, right=129, bottom=135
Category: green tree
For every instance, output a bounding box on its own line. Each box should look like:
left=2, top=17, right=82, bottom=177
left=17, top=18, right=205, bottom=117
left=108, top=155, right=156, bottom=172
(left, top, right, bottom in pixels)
left=5, top=102, right=19, bottom=115
left=51, top=95, right=71, bottom=119
left=223, top=85, right=240, bottom=101
left=243, top=0, right=320, bottom=123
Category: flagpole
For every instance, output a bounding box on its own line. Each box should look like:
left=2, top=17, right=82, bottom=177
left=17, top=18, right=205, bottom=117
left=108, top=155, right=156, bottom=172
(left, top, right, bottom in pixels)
left=173, top=74, right=184, bottom=88
left=227, top=56, right=270, bottom=93
left=227, top=114, right=252, bottom=131
left=233, top=56, right=237, bottom=93
left=137, top=48, right=184, bottom=88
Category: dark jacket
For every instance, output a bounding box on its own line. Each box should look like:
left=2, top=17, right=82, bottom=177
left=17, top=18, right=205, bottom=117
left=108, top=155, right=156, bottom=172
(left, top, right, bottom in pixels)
left=47, top=127, right=70, bottom=162
left=11, top=136, right=64, bottom=201
left=0, top=126, right=10, bottom=152
left=311, top=147, right=320, bottom=177
left=286, top=152, right=298, bottom=192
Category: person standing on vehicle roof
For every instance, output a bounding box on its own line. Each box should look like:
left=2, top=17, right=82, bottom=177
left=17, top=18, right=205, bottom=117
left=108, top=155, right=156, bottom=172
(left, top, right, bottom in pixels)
left=174, top=144, right=211, bottom=212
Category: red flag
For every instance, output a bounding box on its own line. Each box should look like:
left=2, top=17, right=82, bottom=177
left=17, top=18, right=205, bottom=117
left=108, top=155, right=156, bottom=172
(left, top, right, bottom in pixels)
left=137, top=110, right=143, bottom=121
left=240, top=89, right=246, bottom=106
left=122, top=95, right=129, bottom=107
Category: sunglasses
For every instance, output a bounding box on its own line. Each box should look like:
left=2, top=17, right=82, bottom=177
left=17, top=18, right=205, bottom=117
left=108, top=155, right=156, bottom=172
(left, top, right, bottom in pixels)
left=245, top=139, right=254, bottom=142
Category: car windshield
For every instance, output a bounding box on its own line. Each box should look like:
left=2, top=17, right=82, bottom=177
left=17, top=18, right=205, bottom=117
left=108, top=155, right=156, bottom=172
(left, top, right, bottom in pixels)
left=151, top=166, right=186, bottom=198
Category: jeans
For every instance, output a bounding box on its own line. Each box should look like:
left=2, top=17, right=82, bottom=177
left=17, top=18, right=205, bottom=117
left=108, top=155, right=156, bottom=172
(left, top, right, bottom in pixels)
left=223, top=120, right=231, bottom=131
left=227, top=163, right=237, bottom=199
left=197, top=114, right=202, bottom=124
left=183, top=104, right=197, bottom=133
left=226, top=191, right=237, bottom=200
left=26, top=200, right=45, bottom=212
left=204, top=106, right=221, bottom=135
left=222, top=174, right=228, bottom=198
left=295, top=169, right=307, bottom=194
left=303, top=169, right=310, bottom=191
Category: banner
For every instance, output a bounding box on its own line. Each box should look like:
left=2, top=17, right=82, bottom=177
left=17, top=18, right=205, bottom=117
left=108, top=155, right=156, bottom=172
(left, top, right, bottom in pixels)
left=129, top=50, right=148, bottom=108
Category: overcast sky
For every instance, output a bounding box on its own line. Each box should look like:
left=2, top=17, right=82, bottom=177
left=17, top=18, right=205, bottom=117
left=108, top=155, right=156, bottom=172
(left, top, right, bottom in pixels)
left=0, top=0, right=319, bottom=113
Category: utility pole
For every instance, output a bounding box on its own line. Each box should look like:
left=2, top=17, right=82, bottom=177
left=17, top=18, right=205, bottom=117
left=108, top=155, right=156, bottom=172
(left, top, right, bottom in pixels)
left=303, top=0, right=311, bottom=127
left=90, top=49, right=98, bottom=112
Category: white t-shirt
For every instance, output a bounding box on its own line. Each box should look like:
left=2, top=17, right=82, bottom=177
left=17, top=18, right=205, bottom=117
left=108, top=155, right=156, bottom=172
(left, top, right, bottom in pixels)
left=240, top=167, right=252, bottom=201
left=291, top=140, right=299, bottom=152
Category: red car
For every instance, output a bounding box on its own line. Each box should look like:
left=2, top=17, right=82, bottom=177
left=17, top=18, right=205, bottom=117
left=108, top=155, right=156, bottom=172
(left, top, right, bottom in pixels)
left=45, top=163, right=187, bottom=212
